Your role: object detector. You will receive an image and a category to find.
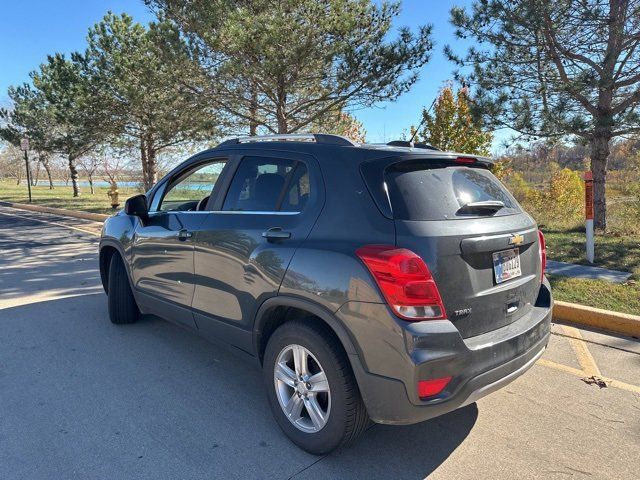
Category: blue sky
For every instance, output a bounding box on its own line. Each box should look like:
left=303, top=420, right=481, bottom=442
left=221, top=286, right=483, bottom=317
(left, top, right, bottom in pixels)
left=0, top=0, right=508, bottom=151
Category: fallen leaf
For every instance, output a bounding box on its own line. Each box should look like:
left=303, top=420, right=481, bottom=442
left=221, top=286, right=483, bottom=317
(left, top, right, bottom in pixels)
left=581, top=376, right=607, bottom=389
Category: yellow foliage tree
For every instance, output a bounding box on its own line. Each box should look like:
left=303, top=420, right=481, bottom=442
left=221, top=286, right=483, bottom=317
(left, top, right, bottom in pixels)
left=312, top=111, right=366, bottom=143
left=413, top=86, right=492, bottom=155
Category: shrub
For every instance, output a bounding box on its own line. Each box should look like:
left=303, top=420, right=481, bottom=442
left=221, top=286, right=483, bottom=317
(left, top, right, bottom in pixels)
left=503, top=168, right=584, bottom=229
left=546, top=168, right=585, bottom=224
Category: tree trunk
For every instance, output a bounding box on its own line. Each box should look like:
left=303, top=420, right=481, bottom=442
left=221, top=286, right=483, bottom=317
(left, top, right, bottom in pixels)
left=590, top=130, right=611, bottom=231
left=249, top=83, right=258, bottom=135
left=146, top=146, right=157, bottom=191
left=42, top=157, right=54, bottom=189
left=88, top=175, right=94, bottom=194
left=33, top=160, right=40, bottom=186
left=140, top=138, right=149, bottom=190
left=69, top=155, right=80, bottom=197
left=276, top=78, right=288, bottom=133
left=276, top=106, right=288, bottom=133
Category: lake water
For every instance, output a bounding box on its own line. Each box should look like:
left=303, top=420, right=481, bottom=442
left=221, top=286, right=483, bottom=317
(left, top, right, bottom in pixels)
left=19, top=180, right=140, bottom=188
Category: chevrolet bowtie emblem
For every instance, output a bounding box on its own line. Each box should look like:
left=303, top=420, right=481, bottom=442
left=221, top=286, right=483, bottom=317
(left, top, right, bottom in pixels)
left=509, top=233, right=524, bottom=246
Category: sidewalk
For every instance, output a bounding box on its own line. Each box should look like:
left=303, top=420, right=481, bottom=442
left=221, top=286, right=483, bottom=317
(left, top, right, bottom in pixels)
left=546, top=259, right=632, bottom=284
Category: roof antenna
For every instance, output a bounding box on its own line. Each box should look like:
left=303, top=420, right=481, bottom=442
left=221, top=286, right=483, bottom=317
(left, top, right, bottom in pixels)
left=408, top=96, right=437, bottom=145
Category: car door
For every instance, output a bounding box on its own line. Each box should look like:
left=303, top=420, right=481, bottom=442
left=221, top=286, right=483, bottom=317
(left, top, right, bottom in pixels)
left=190, top=151, right=324, bottom=350
left=131, top=158, right=229, bottom=328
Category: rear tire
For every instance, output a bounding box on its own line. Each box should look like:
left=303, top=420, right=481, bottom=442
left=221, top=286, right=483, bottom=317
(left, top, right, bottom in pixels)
left=107, top=254, right=139, bottom=325
left=263, top=320, right=369, bottom=455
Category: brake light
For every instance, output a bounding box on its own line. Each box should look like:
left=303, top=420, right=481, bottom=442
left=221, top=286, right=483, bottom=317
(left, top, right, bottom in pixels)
left=455, top=156, right=477, bottom=165
left=538, top=230, right=547, bottom=281
left=418, top=377, right=452, bottom=399
left=356, top=245, right=446, bottom=320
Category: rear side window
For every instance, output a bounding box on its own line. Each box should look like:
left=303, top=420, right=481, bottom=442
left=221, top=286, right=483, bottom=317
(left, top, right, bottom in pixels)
left=222, top=156, right=309, bottom=212
left=385, top=164, right=521, bottom=220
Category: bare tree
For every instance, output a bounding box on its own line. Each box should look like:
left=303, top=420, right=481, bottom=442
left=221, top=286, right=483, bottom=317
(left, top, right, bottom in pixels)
left=52, top=157, right=71, bottom=186
left=0, top=144, right=24, bottom=184
left=78, top=156, right=100, bottom=194
left=37, top=152, right=54, bottom=189
left=102, top=155, right=125, bottom=186
left=31, top=157, right=39, bottom=186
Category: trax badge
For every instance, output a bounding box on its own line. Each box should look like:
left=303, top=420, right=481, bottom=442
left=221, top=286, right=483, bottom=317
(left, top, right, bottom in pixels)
left=509, top=233, right=524, bottom=246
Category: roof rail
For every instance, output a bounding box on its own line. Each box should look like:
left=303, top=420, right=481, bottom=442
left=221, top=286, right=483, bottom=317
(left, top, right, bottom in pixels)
left=386, top=140, right=440, bottom=151
left=218, top=133, right=357, bottom=147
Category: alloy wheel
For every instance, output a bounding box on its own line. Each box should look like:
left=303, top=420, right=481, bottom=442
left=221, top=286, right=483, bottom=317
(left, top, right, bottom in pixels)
left=273, top=344, right=331, bottom=433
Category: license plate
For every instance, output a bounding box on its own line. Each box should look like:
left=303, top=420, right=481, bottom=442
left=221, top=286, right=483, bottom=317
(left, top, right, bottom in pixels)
left=492, top=248, right=522, bottom=284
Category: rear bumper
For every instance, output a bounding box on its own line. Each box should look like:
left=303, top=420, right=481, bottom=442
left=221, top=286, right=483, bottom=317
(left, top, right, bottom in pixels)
left=339, top=279, right=553, bottom=425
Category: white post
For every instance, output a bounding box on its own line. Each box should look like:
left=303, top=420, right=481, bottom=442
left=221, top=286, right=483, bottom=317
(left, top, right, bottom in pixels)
left=586, top=219, right=594, bottom=263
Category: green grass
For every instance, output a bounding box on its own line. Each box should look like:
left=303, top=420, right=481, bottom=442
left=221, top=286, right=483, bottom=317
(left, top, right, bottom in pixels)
left=0, top=180, right=142, bottom=215
left=543, top=228, right=640, bottom=275
left=543, top=228, right=640, bottom=316
left=547, top=275, right=640, bottom=316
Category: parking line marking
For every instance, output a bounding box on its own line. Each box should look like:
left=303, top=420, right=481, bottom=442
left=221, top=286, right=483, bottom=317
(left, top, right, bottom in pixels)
left=537, top=358, right=585, bottom=377
left=537, top=359, right=640, bottom=395
left=0, top=209, right=100, bottom=236
left=606, top=378, right=640, bottom=395
left=562, top=325, right=602, bottom=377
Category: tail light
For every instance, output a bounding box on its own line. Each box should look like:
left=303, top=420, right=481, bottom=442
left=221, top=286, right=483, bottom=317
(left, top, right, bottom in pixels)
left=538, top=230, right=547, bottom=281
left=356, top=245, right=446, bottom=320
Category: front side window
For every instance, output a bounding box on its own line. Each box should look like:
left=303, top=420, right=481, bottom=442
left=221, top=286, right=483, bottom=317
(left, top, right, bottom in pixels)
left=222, top=156, right=309, bottom=212
left=159, top=161, right=226, bottom=212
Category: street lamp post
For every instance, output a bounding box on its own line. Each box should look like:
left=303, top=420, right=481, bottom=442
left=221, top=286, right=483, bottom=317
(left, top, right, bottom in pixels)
left=20, top=137, right=32, bottom=203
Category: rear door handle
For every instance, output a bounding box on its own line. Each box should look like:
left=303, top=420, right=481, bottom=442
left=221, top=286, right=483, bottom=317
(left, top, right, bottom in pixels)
left=262, top=227, right=291, bottom=241
left=178, top=229, right=193, bottom=241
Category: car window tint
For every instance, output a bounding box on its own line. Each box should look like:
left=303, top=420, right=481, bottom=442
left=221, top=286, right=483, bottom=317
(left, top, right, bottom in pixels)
left=280, top=163, right=310, bottom=212
left=385, top=164, right=521, bottom=220
left=223, top=156, right=309, bottom=212
left=159, top=161, right=226, bottom=212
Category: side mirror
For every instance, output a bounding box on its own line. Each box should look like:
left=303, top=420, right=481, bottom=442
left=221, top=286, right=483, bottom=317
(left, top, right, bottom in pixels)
left=124, top=194, right=148, bottom=220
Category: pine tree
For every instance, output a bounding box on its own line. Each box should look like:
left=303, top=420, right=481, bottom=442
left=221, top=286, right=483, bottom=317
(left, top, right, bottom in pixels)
left=146, top=0, right=433, bottom=134
left=447, top=0, right=640, bottom=230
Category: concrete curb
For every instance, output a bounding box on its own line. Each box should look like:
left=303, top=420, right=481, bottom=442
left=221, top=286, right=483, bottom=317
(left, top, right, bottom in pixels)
left=0, top=201, right=110, bottom=222
left=554, top=300, right=640, bottom=338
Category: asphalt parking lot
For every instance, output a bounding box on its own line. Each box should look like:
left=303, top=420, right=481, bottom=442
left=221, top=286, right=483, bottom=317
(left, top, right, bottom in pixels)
left=1, top=204, right=639, bottom=480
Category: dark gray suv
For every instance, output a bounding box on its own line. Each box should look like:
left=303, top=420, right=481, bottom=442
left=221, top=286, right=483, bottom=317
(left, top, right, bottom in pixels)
left=99, top=134, right=552, bottom=454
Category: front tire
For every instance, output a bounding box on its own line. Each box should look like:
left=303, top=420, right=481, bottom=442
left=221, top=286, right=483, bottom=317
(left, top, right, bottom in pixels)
left=263, top=320, right=369, bottom=454
left=107, top=254, right=139, bottom=325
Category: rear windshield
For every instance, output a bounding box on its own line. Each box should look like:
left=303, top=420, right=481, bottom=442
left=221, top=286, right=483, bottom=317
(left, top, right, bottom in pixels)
left=385, top=164, right=521, bottom=221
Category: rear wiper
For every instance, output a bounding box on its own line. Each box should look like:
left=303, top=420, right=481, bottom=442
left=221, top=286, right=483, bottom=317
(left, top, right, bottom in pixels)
left=457, top=200, right=505, bottom=215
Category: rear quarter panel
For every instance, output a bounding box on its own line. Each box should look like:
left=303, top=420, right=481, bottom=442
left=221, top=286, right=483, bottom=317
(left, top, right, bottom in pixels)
left=279, top=146, right=393, bottom=311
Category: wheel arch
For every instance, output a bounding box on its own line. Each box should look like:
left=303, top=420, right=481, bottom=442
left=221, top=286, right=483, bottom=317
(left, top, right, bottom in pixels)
left=253, top=296, right=360, bottom=363
left=99, top=240, right=131, bottom=294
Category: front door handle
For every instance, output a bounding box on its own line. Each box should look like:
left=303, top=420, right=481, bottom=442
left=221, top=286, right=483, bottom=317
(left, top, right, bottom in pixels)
left=178, top=229, right=193, bottom=241
left=262, top=227, right=291, bottom=241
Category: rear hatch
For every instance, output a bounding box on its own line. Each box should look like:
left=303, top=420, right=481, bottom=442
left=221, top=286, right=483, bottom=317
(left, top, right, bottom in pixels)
left=363, top=156, right=543, bottom=339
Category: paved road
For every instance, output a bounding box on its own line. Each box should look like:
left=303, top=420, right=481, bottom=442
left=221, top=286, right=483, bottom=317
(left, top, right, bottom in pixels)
left=1, top=205, right=639, bottom=480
